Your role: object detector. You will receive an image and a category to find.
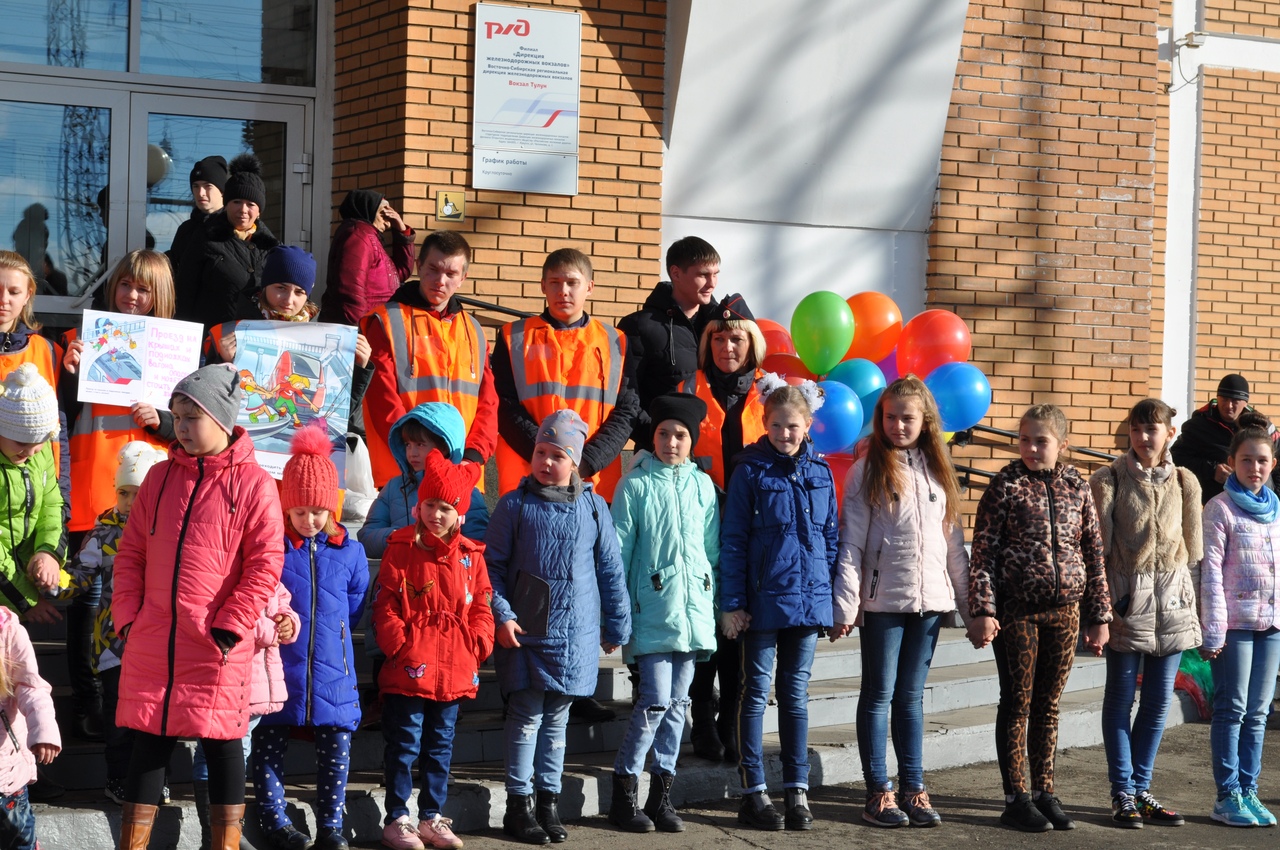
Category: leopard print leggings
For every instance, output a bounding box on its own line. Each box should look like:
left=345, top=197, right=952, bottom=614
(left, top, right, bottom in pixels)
left=991, top=603, right=1081, bottom=795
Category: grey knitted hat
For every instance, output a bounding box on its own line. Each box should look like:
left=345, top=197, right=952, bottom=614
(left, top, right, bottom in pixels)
left=170, top=363, right=242, bottom=435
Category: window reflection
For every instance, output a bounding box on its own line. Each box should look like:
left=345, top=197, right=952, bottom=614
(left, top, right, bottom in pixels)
left=0, top=101, right=109, bottom=298
left=0, top=0, right=129, bottom=71
left=141, top=0, right=316, bottom=85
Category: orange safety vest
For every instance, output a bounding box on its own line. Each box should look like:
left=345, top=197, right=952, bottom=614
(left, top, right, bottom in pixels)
left=496, top=316, right=625, bottom=500
left=690, top=369, right=767, bottom=492
left=0, top=335, right=61, bottom=476
left=364, top=302, right=486, bottom=487
left=61, top=329, right=169, bottom=532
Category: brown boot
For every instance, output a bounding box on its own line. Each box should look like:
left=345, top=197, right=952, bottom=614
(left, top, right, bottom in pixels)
left=209, top=804, right=245, bottom=850
left=118, top=802, right=158, bottom=850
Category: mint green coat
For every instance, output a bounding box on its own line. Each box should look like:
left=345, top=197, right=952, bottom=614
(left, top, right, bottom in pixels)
left=0, top=444, right=63, bottom=612
left=610, top=451, right=720, bottom=663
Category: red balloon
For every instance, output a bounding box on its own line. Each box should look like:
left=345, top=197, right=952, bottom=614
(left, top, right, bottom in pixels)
left=896, top=309, right=971, bottom=379
left=844, top=292, right=903, bottom=363
left=756, top=318, right=796, bottom=357
left=825, top=451, right=856, bottom=508
left=761, top=352, right=817, bottom=381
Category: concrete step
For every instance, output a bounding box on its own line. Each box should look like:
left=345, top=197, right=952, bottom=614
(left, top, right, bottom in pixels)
left=30, top=685, right=1201, bottom=849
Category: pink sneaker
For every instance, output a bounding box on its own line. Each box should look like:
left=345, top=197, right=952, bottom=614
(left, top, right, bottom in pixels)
left=382, top=815, right=426, bottom=850
left=418, top=814, right=465, bottom=849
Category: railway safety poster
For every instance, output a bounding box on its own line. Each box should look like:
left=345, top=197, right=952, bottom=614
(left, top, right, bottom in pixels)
left=231, top=320, right=358, bottom=483
left=77, top=310, right=203, bottom=407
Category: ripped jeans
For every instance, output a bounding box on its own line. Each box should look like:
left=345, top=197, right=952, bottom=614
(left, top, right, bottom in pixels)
left=614, top=651, right=697, bottom=777
left=505, top=688, right=575, bottom=795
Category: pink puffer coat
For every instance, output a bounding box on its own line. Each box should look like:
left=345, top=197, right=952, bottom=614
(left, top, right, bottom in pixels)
left=113, top=430, right=285, bottom=740
left=250, top=582, right=299, bottom=717
left=1200, top=490, right=1280, bottom=651
left=0, top=607, right=59, bottom=795
left=833, top=452, right=969, bottom=625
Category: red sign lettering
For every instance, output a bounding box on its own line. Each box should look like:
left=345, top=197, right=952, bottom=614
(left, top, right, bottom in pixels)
left=484, top=19, right=531, bottom=38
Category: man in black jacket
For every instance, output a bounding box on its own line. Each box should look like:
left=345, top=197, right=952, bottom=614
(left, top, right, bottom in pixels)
left=166, top=155, right=228, bottom=269
left=618, top=236, right=721, bottom=450
left=1171, top=373, right=1280, bottom=503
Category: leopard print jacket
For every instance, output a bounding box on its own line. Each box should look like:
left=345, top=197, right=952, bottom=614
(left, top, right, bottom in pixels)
left=968, top=460, right=1112, bottom=625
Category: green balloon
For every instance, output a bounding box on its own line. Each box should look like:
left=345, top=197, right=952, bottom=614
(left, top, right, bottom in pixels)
left=790, top=291, right=855, bottom=375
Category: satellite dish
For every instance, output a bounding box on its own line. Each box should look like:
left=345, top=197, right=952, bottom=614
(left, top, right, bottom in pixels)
left=146, top=144, right=172, bottom=188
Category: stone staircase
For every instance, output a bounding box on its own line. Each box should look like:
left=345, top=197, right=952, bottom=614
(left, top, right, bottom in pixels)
left=29, top=617, right=1194, bottom=849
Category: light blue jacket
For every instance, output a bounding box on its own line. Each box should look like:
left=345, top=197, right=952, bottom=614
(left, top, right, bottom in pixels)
left=611, top=451, right=719, bottom=662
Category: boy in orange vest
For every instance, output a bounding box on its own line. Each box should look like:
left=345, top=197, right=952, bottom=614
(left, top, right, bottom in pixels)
left=491, top=248, right=639, bottom=502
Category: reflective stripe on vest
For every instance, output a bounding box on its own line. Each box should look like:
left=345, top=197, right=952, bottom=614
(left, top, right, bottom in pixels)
left=505, top=317, right=622, bottom=409
left=383, top=302, right=483, bottom=397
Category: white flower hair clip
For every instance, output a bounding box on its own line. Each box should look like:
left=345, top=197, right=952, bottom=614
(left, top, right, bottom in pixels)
left=755, top=372, right=825, bottom=413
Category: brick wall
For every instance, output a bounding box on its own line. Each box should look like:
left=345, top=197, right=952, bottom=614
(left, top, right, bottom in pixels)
left=332, top=0, right=665, bottom=325
left=1205, top=0, right=1280, bottom=39
left=1193, top=67, right=1280, bottom=413
left=927, top=0, right=1161, bottom=507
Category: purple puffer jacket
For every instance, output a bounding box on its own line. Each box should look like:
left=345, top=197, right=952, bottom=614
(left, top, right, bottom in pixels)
left=1199, top=491, right=1280, bottom=651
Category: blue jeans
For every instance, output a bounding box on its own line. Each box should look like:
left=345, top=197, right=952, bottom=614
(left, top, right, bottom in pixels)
left=614, top=651, right=697, bottom=777
left=382, top=694, right=460, bottom=822
left=856, top=612, right=941, bottom=791
left=1101, top=649, right=1180, bottom=796
left=0, top=787, right=35, bottom=850
left=253, top=724, right=352, bottom=830
left=1210, top=628, right=1280, bottom=795
left=504, top=689, right=574, bottom=795
left=738, top=627, right=818, bottom=794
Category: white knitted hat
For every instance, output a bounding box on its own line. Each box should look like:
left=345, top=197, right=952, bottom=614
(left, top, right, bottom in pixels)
left=116, top=441, right=167, bottom=488
left=0, top=364, right=58, bottom=444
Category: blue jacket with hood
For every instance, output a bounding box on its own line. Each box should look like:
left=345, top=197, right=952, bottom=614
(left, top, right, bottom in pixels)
left=358, top=403, right=490, bottom=559
left=719, top=436, right=838, bottom=631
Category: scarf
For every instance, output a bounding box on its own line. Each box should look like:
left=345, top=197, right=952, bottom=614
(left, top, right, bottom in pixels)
left=254, top=296, right=319, bottom=323
left=1225, top=472, right=1280, bottom=524
left=339, top=189, right=384, bottom=224
left=521, top=471, right=583, bottom=503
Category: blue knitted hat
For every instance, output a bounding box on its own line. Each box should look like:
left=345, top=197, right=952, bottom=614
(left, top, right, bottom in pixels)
left=260, top=246, right=317, bottom=296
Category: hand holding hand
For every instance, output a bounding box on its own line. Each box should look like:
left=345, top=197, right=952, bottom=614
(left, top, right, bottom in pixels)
left=966, top=616, right=999, bottom=649
left=63, top=340, right=84, bottom=374
left=273, top=613, right=295, bottom=642
left=131, top=403, right=160, bottom=429
left=1083, top=623, right=1109, bottom=657
left=21, top=600, right=61, bottom=625
left=719, top=610, right=750, bottom=640
left=1200, top=646, right=1222, bottom=661
left=497, top=619, right=524, bottom=649
left=26, top=553, right=60, bottom=592
left=601, top=642, right=619, bottom=654
left=829, top=623, right=854, bottom=642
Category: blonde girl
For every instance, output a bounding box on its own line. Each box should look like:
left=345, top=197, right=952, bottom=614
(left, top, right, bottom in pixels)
left=832, top=376, right=968, bottom=828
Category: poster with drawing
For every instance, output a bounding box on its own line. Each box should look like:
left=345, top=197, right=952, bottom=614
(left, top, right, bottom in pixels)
left=231, top=320, right=357, bottom=483
left=77, top=310, right=204, bottom=407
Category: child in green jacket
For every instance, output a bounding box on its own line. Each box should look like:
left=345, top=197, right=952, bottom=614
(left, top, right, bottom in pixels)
left=0, top=364, right=64, bottom=624
left=608, top=394, right=720, bottom=834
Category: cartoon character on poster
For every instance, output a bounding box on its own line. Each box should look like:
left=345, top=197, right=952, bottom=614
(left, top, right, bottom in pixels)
left=231, top=321, right=358, bottom=483
left=84, top=316, right=146, bottom=386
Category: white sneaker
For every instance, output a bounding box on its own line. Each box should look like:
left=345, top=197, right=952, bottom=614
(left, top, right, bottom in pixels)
left=419, top=814, right=464, bottom=849
left=382, top=815, right=426, bottom=850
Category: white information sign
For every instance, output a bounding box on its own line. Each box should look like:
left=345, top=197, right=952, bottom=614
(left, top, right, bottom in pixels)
left=76, top=310, right=203, bottom=407
left=472, top=3, right=582, bottom=195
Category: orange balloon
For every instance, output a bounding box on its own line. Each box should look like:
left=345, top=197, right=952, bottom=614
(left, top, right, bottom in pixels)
left=844, top=292, right=903, bottom=363
left=757, top=318, right=796, bottom=357
left=761, top=352, right=817, bottom=381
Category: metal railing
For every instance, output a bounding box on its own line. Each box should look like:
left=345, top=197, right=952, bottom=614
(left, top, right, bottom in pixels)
left=949, top=424, right=1119, bottom=492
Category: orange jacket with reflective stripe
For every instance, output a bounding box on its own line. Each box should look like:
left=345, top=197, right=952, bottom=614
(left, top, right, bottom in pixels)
left=362, top=299, right=497, bottom=488
left=495, top=316, right=625, bottom=499
left=691, top=369, right=767, bottom=493
left=60, top=330, right=169, bottom=532
left=0, top=334, right=61, bottom=477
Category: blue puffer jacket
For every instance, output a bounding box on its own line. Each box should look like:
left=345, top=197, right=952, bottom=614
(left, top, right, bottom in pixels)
left=720, top=437, right=838, bottom=631
left=487, top=476, right=631, bottom=697
left=262, top=526, right=369, bottom=730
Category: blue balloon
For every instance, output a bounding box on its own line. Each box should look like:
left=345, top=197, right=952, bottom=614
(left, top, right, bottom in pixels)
left=827, top=358, right=887, bottom=429
left=925, top=362, right=992, bottom=432
left=811, top=380, right=864, bottom=454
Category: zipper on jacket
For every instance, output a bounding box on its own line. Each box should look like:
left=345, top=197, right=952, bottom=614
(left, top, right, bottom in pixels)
left=17, top=467, right=31, bottom=542
left=160, top=458, right=206, bottom=736
left=1043, top=478, right=1060, bottom=598
left=305, top=537, right=318, bottom=725
left=340, top=621, right=350, bottom=676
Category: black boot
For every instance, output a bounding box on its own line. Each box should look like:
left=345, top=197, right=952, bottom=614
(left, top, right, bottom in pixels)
left=67, top=601, right=104, bottom=741
left=784, top=788, right=814, bottom=830
left=504, top=793, right=550, bottom=845
left=643, top=771, right=684, bottom=833
left=738, top=791, right=785, bottom=831
left=690, top=701, right=725, bottom=761
left=193, top=779, right=212, bottom=850
left=535, top=789, right=568, bottom=843
left=608, top=773, right=655, bottom=833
